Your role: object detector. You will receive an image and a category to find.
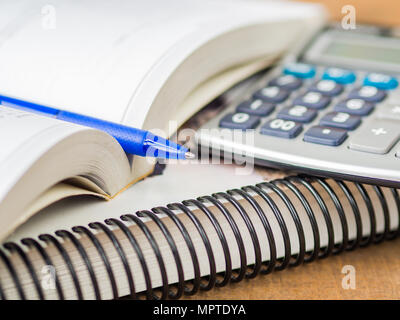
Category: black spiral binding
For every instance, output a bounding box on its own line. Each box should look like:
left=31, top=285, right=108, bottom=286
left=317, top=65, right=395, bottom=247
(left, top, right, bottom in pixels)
left=0, top=175, right=399, bottom=300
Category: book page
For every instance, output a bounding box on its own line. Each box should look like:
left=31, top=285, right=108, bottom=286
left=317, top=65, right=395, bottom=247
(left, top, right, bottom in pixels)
left=175, top=55, right=277, bottom=126
left=0, top=105, right=136, bottom=242
left=0, top=106, right=84, bottom=202
left=0, top=0, right=324, bottom=128
left=6, top=162, right=266, bottom=241
left=24, top=182, right=106, bottom=220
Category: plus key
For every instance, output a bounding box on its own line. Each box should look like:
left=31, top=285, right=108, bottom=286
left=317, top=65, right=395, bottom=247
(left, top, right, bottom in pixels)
left=349, top=120, right=400, bottom=154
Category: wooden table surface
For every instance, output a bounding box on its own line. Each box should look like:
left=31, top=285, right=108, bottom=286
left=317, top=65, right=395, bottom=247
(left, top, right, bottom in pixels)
left=184, top=1, right=400, bottom=300
left=302, top=0, right=400, bottom=27
left=184, top=238, right=400, bottom=300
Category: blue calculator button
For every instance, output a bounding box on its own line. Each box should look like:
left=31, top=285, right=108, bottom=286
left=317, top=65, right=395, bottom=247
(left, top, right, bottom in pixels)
left=236, top=99, right=275, bottom=116
left=269, top=75, right=302, bottom=90
left=219, top=112, right=260, bottom=130
left=283, top=63, right=316, bottom=79
left=322, top=68, right=356, bottom=84
left=277, top=105, right=317, bottom=123
left=304, top=126, right=348, bottom=146
left=363, top=73, right=399, bottom=90
left=260, top=119, right=302, bottom=138
left=319, top=112, right=361, bottom=130
left=293, top=92, right=331, bottom=109
left=334, top=99, right=374, bottom=116
left=310, top=80, right=344, bottom=96
left=253, top=86, right=289, bottom=103
left=348, top=86, right=387, bottom=102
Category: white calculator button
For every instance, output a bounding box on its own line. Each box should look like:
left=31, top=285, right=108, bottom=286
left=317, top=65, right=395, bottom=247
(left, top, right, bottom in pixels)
left=376, top=103, right=400, bottom=121
left=349, top=120, right=400, bottom=154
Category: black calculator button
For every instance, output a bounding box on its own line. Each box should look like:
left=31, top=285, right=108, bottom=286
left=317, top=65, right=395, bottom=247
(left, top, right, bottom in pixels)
left=334, top=99, right=374, bottom=116
left=293, top=92, right=331, bottom=109
left=219, top=112, right=260, bottom=130
left=269, top=75, right=302, bottom=90
left=253, top=86, right=290, bottom=103
left=348, top=86, right=387, bottom=102
left=310, top=80, right=344, bottom=96
left=277, top=105, right=317, bottom=123
left=304, top=126, right=348, bottom=146
left=236, top=99, right=275, bottom=116
left=260, top=119, right=302, bottom=138
left=319, top=112, right=361, bottom=130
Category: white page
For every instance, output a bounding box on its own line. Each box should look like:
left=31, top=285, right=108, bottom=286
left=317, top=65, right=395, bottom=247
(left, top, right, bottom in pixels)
left=6, top=161, right=265, bottom=241
left=0, top=0, right=324, bottom=128
left=0, top=106, right=83, bottom=202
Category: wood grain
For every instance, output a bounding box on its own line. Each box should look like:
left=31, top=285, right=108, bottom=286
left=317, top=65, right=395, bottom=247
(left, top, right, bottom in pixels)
left=183, top=238, right=400, bottom=299
left=299, top=0, right=400, bottom=27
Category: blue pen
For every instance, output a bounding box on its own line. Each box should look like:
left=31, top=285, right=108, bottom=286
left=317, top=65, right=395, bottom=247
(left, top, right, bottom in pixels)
left=0, top=95, right=194, bottom=160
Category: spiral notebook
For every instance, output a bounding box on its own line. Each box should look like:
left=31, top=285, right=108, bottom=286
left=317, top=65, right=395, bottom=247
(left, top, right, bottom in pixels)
left=0, top=161, right=399, bottom=300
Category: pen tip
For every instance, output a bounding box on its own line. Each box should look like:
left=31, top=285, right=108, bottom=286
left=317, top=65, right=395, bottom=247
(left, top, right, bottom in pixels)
left=185, top=151, right=196, bottom=159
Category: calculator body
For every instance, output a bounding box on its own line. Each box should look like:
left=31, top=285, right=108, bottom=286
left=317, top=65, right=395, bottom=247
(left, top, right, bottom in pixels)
left=195, top=25, right=400, bottom=187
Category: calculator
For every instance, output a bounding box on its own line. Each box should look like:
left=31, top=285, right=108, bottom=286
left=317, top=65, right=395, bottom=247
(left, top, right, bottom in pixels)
left=196, top=25, right=400, bottom=187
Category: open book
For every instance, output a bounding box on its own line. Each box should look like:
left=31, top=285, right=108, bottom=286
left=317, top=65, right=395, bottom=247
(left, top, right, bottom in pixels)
left=0, top=0, right=325, bottom=241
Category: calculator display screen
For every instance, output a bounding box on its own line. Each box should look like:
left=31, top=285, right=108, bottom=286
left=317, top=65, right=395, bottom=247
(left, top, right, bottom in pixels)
left=323, top=40, right=400, bottom=65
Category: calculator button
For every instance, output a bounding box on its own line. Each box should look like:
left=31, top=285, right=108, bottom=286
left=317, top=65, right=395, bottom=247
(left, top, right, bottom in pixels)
left=348, top=86, right=387, bottom=102
left=310, top=80, right=344, bottom=96
left=363, top=73, right=399, bottom=90
left=322, top=68, right=356, bottom=84
left=349, top=120, right=400, bottom=154
left=260, top=119, right=302, bottom=138
left=269, top=75, right=302, bottom=90
left=334, top=99, right=374, bottom=116
left=283, top=63, right=316, bottom=79
left=253, top=86, right=289, bottom=103
left=303, top=126, right=348, bottom=146
left=236, top=99, right=275, bottom=116
left=319, top=112, right=361, bottom=130
left=293, top=92, right=331, bottom=109
left=376, top=103, right=400, bottom=121
left=386, top=90, right=400, bottom=105
left=219, top=113, right=260, bottom=130
left=277, top=105, right=317, bottom=123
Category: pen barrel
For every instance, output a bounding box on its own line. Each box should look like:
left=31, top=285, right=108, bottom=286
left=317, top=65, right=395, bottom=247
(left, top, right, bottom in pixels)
left=57, top=111, right=148, bottom=156
left=57, top=111, right=188, bottom=158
